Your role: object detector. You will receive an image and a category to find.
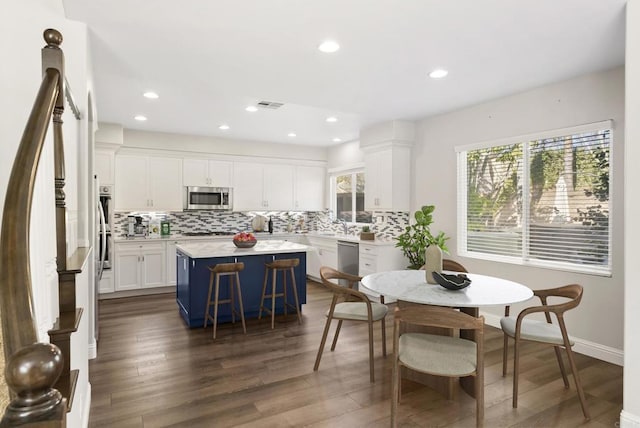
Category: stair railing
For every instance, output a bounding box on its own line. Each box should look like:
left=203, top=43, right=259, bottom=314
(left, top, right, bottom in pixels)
left=0, top=28, right=75, bottom=427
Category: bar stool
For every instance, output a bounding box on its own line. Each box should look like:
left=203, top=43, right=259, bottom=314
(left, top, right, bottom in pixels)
left=204, top=262, right=247, bottom=339
left=259, top=258, right=302, bottom=329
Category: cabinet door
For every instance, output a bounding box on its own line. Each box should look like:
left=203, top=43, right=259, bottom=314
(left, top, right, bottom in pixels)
left=98, top=270, right=114, bottom=294
left=232, top=162, right=264, bottom=211
left=95, top=149, right=115, bottom=185
left=141, top=247, right=166, bottom=288
left=148, top=157, right=183, bottom=211
left=183, top=159, right=209, bottom=187
left=208, top=160, right=233, bottom=187
left=264, top=164, right=293, bottom=210
left=294, top=166, right=325, bottom=211
left=114, top=155, right=149, bottom=211
left=114, top=250, right=141, bottom=291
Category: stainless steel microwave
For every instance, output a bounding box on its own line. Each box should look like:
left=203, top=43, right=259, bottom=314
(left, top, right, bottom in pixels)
left=184, top=186, right=232, bottom=210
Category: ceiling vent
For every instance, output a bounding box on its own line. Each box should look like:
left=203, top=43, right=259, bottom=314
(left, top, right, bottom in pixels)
left=257, top=100, right=284, bottom=109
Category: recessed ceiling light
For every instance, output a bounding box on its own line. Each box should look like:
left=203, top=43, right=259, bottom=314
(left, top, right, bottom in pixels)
left=134, top=115, right=147, bottom=121
left=288, top=133, right=297, bottom=137
left=245, top=106, right=258, bottom=112
left=429, top=69, right=449, bottom=79
left=333, top=138, right=342, bottom=143
left=318, top=40, right=340, bottom=53
left=143, top=91, right=159, bottom=99
left=219, top=124, right=230, bottom=130
left=326, top=116, right=338, bottom=123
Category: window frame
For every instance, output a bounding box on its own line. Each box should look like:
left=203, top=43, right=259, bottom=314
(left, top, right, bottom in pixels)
left=456, top=120, right=613, bottom=276
left=329, top=166, right=372, bottom=225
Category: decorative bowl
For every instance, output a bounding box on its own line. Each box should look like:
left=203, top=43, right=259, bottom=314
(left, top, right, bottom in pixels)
left=233, top=232, right=257, bottom=248
left=233, top=239, right=257, bottom=248
left=432, top=271, right=472, bottom=290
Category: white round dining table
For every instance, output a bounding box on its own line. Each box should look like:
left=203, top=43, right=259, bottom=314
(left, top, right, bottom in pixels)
left=360, top=270, right=533, bottom=307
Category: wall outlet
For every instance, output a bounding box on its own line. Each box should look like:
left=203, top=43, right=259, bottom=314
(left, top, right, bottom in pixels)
left=376, top=215, right=384, bottom=224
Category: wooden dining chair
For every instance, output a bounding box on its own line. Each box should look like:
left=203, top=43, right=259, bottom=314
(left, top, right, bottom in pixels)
left=313, top=266, right=388, bottom=383
left=500, top=284, right=590, bottom=420
left=419, top=258, right=468, bottom=273
left=391, top=305, right=485, bottom=427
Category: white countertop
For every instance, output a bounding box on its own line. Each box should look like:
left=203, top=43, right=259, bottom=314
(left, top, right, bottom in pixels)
left=176, top=239, right=314, bottom=258
left=360, top=270, right=533, bottom=307
left=305, top=231, right=397, bottom=246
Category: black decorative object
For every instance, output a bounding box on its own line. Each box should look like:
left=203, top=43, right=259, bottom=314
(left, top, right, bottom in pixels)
left=432, top=271, right=471, bottom=290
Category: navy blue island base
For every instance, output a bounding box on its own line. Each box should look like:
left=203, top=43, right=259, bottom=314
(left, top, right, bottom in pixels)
left=176, top=250, right=307, bottom=328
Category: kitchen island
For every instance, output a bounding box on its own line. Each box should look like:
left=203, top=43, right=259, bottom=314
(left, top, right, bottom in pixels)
left=176, top=240, right=311, bottom=328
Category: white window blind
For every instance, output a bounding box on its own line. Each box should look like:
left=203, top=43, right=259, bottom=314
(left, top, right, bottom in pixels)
left=457, top=121, right=612, bottom=276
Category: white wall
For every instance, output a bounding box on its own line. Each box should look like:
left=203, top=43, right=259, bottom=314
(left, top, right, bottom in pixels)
left=622, top=0, right=640, bottom=425
left=121, top=128, right=328, bottom=161
left=413, top=67, right=625, bottom=362
left=1, top=1, right=92, bottom=426
left=326, top=140, right=364, bottom=169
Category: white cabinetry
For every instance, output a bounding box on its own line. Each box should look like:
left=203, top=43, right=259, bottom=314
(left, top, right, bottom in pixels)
left=294, top=166, right=325, bottom=211
left=233, top=162, right=294, bottom=211
left=115, top=155, right=183, bottom=211
left=114, top=241, right=166, bottom=291
left=364, top=146, right=411, bottom=211
left=358, top=241, right=406, bottom=303
left=166, top=239, right=190, bottom=286
left=98, top=270, right=114, bottom=294
left=306, top=236, right=337, bottom=280
left=183, top=159, right=232, bottom=187
left=95, top=149, right=115, bottom=185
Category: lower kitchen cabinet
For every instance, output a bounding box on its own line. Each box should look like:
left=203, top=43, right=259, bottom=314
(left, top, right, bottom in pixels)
left=166, top=239, right=190, bottom=286
left=358, top=241, right=406, bottom=303
left=114, top=241, right=166, bottom=291
left=306, top=236, right=337, bottom=280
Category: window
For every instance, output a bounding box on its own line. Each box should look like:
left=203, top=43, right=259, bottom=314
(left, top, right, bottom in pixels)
left=457, top=121, right=612, bottom=275
left=332, top=171, right=372, bottom=224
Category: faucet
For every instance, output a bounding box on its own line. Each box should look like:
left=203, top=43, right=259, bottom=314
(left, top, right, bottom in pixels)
left=333, top=217, right=348, bottom=235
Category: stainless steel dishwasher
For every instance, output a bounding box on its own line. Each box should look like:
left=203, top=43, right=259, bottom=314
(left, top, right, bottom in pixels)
left=337, top=240, right=359, bottom=278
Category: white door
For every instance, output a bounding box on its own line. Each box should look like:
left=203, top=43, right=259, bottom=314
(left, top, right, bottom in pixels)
left=208, top=160, right=233, bottom=187
left=141, top=246, right=166, bottom=288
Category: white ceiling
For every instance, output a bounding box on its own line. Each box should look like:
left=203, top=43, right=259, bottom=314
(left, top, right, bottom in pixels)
left=62, top=0, right=626, bottom=147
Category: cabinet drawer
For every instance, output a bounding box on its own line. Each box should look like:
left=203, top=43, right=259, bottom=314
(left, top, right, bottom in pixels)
left=116, top=241, right=166, bottom=251
left=359, top=244, right=378, bottom=257
left=359, top=254, right=377, bottom=274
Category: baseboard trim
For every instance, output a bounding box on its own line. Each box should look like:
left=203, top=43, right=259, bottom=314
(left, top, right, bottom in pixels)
left=620, top=410, right=640, bottom=427
left=88, top=339, right=97, bottom=360
left=481, top=311, right=623, bottom=366
left=81, top=382, right=91, bottom=428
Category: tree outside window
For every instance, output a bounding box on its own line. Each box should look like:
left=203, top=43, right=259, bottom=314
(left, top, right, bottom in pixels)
left=459, top=125, right=611, bottom=275
left=335, top=172, right=372, bottom=223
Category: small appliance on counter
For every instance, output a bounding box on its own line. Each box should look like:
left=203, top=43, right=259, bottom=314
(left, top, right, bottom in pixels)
left=127, top=215, right=148, bottom=237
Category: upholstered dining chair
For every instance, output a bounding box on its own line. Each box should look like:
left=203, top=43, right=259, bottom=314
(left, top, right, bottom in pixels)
left=391, top=305, right=485, bottom=427
left=313, top=266, right=388, bottom=383
left=500, top=284, right=590, bottom=420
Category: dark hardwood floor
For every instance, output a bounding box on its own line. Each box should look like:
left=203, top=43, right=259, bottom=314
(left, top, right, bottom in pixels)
left=89, top=280, right=622, bottom=427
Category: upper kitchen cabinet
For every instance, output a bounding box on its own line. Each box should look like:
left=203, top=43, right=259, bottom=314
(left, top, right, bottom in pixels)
left=115, top=155, right=183, bottom=211
left=95, top=149, right=115, bottom=185
left=294, top=166, right=326, bottom=211
left=233, top=162, right=294, bottom=211
left=183, top=159, right=233, bottom=187
left=360, top=120, right=414, bottom=212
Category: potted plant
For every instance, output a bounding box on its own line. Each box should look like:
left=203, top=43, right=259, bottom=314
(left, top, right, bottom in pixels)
left=395, top=205, right=449, bottom=269
left=360, top=225, right=375, bottom=240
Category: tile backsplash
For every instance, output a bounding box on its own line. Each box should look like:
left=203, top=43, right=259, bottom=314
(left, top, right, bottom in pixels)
left=113, top=210, right=409, bottom=240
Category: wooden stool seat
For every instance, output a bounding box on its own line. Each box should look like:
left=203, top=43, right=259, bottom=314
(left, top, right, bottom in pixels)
left=204, top=262, right=247, bottom=339
left=259, top=258, right=301, bottom=329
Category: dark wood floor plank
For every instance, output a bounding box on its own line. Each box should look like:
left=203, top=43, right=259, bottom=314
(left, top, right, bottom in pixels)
left=89, top=280, right=622, bottom=427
